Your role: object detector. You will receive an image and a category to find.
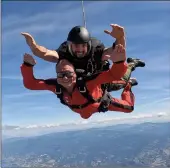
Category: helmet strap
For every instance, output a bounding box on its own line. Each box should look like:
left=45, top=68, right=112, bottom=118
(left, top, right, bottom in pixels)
left=67, top=41, right=75, bottom=57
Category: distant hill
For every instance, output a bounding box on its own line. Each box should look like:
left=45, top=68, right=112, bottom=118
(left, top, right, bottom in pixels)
left=2, top=122, right=170, bottom=168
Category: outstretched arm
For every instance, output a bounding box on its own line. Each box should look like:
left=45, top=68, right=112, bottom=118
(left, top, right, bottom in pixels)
left=21, top=33, right=59, bottom=63
left=21, top=53, right=56, bottom=92
left=88, top=44, right=127, bottom=87
left=102, top=24, right=126, bottom=61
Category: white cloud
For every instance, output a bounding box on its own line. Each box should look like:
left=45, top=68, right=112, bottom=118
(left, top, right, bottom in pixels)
left=2, top=110, right=170, bottom=138
left=3, top=111, right=170, bottom=131
left=142, top=53, right=170, bottom=72
left=2, top=125, right=20, bottom=130
left=2, top=3, right=81, bottom=50
left=3, top=91, right=51, bottom=99
left=138, top=74, right=170, bottom=92
left=126, top=21, right=169, bottom=39
left=2, top=100, right=56, bottom=115
left=127, top=49, right=170, bottom=75
left=138, top=84, right=170, bottom=92
left=137, top=96, right=170, bottom=108
left=3, top=1, right=168, bottom=47
left=25, top=105, right=60, bottom=112
left=1, top=75, right=22, bottom=80
left=2, top=2, right=114, bottom=39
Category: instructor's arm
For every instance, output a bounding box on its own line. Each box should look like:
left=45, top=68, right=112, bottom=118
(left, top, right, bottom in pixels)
left=21, top=33, right=59, bottom=63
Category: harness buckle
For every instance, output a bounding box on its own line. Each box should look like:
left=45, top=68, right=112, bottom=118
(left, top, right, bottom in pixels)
left=55, top=88, right=62, bottom=94
left=79, top=87, right=86, bottom=93
left=78, top=105, right=82, bottom=109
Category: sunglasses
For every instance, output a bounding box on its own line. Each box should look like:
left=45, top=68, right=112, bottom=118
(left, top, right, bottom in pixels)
left=57, top=71, right=74, bottom=78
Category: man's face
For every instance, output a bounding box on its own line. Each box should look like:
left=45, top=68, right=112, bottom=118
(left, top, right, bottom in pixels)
left=56, top=60, right=76, bottom=89
left=71, top=43, right=88, bottom=58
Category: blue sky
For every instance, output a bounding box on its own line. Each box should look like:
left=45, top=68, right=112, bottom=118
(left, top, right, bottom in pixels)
left=2, top=1, right=170, bottom=137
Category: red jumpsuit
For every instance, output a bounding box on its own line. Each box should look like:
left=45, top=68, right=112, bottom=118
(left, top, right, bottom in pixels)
left=21, top=62, right=134, bottom=119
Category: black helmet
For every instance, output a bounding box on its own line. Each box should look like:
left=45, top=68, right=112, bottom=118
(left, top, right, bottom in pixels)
left=67, top=26, right=91, bottom=44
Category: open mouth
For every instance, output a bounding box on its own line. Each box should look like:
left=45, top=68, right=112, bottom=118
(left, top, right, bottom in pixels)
left=76, top=52, right=84, bottom=57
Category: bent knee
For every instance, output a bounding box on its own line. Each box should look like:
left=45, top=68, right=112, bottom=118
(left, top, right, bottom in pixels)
left=125, top=106, right=134, bottom=113
left=80, top=113, right=92, bottom=119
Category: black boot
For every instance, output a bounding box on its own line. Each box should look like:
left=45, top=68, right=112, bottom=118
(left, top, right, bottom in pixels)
left=106, top=83, right=126, bottom=92
left=129, top=78, right=138, bottom=86
left=127, top=57, right=145, bottom=71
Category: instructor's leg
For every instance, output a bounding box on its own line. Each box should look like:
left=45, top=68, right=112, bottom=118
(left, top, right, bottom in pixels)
left=106, top=58, right=145, bottom=92
left=108, top=79, right=137, bottom=113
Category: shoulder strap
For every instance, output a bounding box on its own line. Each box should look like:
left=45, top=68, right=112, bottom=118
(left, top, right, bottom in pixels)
left=44, top=79, right=67, bottom=106
left=54, top=82, right=67, bottom=106
left=76, top=77, right=96, bottom=103
left=54, top=78, right=101, bottom=109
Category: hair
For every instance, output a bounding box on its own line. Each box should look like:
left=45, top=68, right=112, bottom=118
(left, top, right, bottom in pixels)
left=55, top=59, right=75, bottom=73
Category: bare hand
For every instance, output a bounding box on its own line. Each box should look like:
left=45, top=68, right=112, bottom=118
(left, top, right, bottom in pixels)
left=104, top=24, right=125, bottom=39
left=23, top=53, right=36, bottom=65
left=21, top=32, right=37, bottom=48
left=109, top=44, right=126, bottom=63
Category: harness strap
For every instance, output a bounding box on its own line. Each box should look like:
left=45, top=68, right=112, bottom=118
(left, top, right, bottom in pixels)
left=55, top=80, right=101, bottom=109
left=45, top=78, right=112, bottom=112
